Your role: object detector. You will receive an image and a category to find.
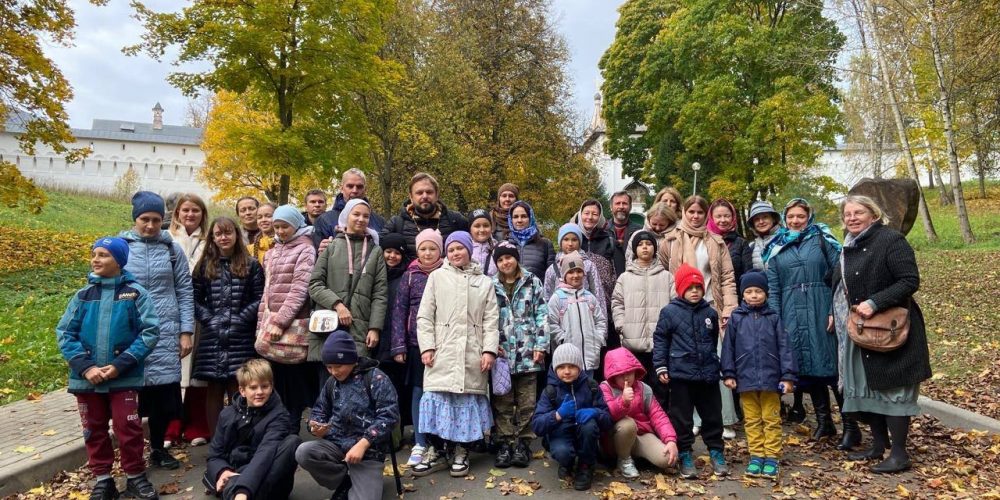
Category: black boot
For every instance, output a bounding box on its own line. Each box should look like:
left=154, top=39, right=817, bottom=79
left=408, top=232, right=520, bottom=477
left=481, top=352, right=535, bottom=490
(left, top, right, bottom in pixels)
left=494, top=442, right=513, bottom=468
left=838, top=415, right=862, bottom=450
left=786, top=390, right=806, bottom=424
left=809, top=387, right=836, bottom=441
left=847, top=413, right=887, bottom=461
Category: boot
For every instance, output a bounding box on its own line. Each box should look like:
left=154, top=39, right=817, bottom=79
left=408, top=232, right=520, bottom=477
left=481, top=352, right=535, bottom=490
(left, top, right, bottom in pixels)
left=785, top=390, right=806, bottom=424
left=837, top=415, right=862, bottom=450
left=809, top=387, right=836, bottom=441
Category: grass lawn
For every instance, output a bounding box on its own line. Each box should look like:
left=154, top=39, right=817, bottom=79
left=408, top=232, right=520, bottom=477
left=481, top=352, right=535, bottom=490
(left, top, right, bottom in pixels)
left=0, top=190, right=133, bottom=238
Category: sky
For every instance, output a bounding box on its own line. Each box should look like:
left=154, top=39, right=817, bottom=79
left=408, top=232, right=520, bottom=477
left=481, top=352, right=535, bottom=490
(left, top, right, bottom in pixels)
left=46, top=0, right=624, bottom=132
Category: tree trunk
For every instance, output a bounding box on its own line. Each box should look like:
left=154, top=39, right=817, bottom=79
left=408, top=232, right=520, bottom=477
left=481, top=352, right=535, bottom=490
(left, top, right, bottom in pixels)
left=969, top=105, right=990, bottom=199
left=864, top=0, right=939, bottom=242
left=279, top=174, right=290, bottom=205
left=926, top=0, right=975, bottom=244
left=979, top=167, right=987, bottom=198
left=901, top=49, right=952, bottom=205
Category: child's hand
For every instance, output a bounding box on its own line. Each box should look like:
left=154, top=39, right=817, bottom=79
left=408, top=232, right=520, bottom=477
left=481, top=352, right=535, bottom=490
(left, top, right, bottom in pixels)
left=663, top=441, right=679, bottom=466
left=266, top=323, right=283, bottom=341
left=658, top=373, right=670, bottom=385
left=216, top=470, right=239, bottom=493
left=723, top=378, right=737, bottom=390
left=345, top=438, right=371, bottom=464
left=532, top=351, right=545, bottom=364
left=234, top=494, right=248, bottom=500
left=622, top=386, right=635, bottom=405
left=780, top=381, right=794, bottom=394
left=394, top=353, right=406, bottom=364
left=366, top=329, right=379, bottom=349
left=308, top=420, right=331, bottom=438
left=557, top=396, right=576, bottom=421
left=421, top=350, right=436, bottom=367
left=575, top=408, right=598, bottom=424
left=99, top=365, right=119, bottom=380
left=83, top=367, right=104, bottom=385
left=480, top=352, right=495, bottom=373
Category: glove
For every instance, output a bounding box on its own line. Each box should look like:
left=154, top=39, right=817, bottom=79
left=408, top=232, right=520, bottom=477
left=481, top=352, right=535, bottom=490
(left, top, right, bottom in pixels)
left=576, top=408, right=599, bottom=425
left=557, top=395, right=576, bottom=420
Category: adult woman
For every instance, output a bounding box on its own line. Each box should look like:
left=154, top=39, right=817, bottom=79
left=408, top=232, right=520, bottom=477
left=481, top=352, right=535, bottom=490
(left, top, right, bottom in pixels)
left=506, top=201, right=554, bottom=281
left=833, top=196, right=930, bottom=473
left=653, top=187, right=684, bottom=218
left=707, top=198, right=753, bottom=289
left=492, top=183, right=519, bottom=242
left=309, top=198, right=388, bottom=361
left=236, top=196, right=261, bottom=245
left=411, top=232, right=499, bottom=478
left=764, top=198, right=842, bottom=441
left=747, top=201, right=780, bottom=272
left=119, top=191, right=195, bottom=469
left=574, top=200, right=616, bottom=264
left=168, top=193, right=209, bottom=270
left=191, top=216, right=264, bottom=434
left=248, top=202, right=276, bottom=265
left=624, top=202, right=678, bottom=265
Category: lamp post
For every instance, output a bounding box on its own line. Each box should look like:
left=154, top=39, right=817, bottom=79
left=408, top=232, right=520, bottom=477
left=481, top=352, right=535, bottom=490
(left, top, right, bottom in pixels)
left=691, top=162, right=701, bottom=196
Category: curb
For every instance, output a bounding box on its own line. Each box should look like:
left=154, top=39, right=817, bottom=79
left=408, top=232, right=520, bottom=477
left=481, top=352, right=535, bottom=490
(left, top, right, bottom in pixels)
left=918, top=395, right=1000, bottom=434
left=0, top=444, right=87, bottom=497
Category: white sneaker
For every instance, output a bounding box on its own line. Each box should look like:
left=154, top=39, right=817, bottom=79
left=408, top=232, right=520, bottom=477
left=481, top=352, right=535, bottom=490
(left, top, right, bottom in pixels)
left=407, top=444, right=427, bottom=466
left=619, top=457, right=640, bottom=479
left=692, top=426, right=701, bottom=436
left=723, top=426, right=736, bottom=440
left=450, top=445, right=470, bottom=477
left=163, top=440, right=173, bottom=449
left=411, top=446, right=447, bottom=477
left=190, top=437, right=208, bottom=446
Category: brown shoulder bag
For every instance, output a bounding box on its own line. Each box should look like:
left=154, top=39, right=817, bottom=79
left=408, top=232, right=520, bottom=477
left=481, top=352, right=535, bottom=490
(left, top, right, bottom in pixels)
left=842, top=254, right=909, bottom=352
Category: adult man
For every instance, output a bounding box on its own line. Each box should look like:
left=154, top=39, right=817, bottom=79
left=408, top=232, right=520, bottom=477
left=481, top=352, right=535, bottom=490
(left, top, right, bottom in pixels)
left=313, top=169, right=386, bottom=248
left=381, top=172, right=469, bottom=260
left=302, top=189, right=328, bottom=226
left=609, top=191, right=642, bottom=276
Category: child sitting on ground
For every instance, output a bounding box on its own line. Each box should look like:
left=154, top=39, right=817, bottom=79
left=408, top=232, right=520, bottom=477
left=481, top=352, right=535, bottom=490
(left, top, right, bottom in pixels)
left=721, top=272, right=796, bottom=480
left=57, top=237, right=160, bottom=500
left=600, top=347, right=678, bottom=479
left=204, top=359, right=301, bottom=500
left=653, top=264, right=728, bottom=479
left=547, top=251, right=607, bottom=376
left=531, top=344, right=612, bottom=491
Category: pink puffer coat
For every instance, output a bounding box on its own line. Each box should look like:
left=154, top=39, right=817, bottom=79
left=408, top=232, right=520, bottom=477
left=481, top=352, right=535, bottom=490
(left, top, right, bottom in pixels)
left=600, top=347, right=676, bottom=442
left=259, top=232, right=316, bottom=330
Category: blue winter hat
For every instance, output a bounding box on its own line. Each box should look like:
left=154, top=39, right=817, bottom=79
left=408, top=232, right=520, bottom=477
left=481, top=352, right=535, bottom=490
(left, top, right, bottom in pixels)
left=740, top=271, right=768, bottom=296
left=273, top=204, right=306, bottom=229
left=321, top=330, right=359, bottom=365
left=131, top=191, right=165, bottom=220
left=92, top=236, right=129, bottom=268
left=557, top=223, right=583, bottom=245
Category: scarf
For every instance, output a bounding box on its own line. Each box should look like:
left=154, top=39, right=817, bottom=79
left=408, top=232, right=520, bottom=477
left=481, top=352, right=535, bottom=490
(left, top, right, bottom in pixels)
left=415, top=256, right=443, bottom=275
left=387, top=261, right=406, bottom=282
left=706, top=198, right=737, bottom=236
left=507, top=200, right=539, bottom=247
left=571, top=202, right=608, bottom=239
left=762, top=198, right=843, bottom=262
left=674, top=217, right=707, bottom=266
left=492, top=205, right=511, bottom=238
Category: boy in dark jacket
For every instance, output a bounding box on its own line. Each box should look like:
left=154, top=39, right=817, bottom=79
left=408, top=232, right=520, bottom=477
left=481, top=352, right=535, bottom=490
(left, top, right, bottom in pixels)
left=722, top=272, right=797, bottom=480
left=57, top=237, right=160, bottom=500
left=296, top=330, right=400, bottom=499
left=204, top=359, right=301, bottom=500
left=531, top=344, right=612, bottom=491
left=653, top=264, right=727, bottom=478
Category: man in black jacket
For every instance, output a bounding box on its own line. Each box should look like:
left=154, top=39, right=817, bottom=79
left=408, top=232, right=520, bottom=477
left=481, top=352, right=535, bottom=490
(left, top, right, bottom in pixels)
left=313, top=169, right=386, bottom=248
left=380, top=172, right=469, bottom=260
left=609, top=191, right=642, bottom=276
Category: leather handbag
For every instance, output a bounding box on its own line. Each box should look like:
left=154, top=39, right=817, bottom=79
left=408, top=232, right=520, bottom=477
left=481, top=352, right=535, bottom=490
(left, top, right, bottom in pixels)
left=842, top=255, right=909, bottom=352
left=255, top=265, right=309, bottom=363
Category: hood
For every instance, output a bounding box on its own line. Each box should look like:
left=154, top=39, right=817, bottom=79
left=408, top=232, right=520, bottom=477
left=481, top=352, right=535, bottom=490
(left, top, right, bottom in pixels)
left=625, top=259, right=666, bottom=276
left=120, top=228, right=174, bottom=245
left=442, top=258, right=483, bottom=276
left=405, top=258, right=438, bottom=274
left=602, top=347, right=646, bottom=382
left=546, top=364, right=594, bottom=391
left=87, top=270, right=137, bottom=286
left=276, top=227, right=313, bottom=246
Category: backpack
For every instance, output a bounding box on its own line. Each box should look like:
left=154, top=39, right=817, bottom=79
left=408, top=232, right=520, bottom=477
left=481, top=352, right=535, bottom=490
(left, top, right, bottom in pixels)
left=543, top=379, right=600, bottom=409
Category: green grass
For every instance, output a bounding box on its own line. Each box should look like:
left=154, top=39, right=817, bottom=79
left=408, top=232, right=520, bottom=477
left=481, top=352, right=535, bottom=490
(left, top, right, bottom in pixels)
left=0, top=189, right=134, bottom=237
left=906, top=181, right=1000, bottom=251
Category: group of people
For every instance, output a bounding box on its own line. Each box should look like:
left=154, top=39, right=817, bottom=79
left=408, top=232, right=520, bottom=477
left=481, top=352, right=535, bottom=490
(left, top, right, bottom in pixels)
left=56, top=168, right=931, bottom=500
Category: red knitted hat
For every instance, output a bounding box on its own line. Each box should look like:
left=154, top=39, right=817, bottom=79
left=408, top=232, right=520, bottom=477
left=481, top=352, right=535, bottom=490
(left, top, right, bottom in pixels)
left=675, top=263, right=705, bottom=297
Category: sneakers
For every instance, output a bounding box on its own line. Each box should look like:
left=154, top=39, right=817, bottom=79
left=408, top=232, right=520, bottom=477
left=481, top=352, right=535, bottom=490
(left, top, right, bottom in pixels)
left=148, top=449, right=180, bottom=470
left=90, top=478, right=119, bottom=500
left=407, top=444, right=427, bottom=467
left=722, top=426, right=736, bottom=440
left=494, top=443, right=513, bottom=468
left=709, top=449, right=729, bottom=477
left=411, top=446, right=448, bottom=477
left=744, top=457, right=763, bottom=477
left=162, top=440, right=172, bottom=450
left=761, top=458, right=779, bottom=480
left=511, top=440, right=531, bottom=468
left=450, top=445, right=470, bottom=477
left=573, top=463, right=594, bottom=491
left=678, top=451, right=697, bottom=479
left=189, top=437, right=208, bottom=447
left=124, top=473, right=158, bottom=499
left=692, top=425, right=701, bottom=436
left=618, top=457, right=640, bottom=479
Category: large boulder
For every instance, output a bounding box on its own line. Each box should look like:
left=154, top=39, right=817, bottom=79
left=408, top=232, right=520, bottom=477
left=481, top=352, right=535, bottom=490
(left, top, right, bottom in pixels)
left=848, top=178, right=919, bottom=236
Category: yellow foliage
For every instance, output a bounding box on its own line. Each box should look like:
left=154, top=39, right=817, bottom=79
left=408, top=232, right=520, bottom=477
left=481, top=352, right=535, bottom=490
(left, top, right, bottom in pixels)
left=0, top=226, right=91, bottom=273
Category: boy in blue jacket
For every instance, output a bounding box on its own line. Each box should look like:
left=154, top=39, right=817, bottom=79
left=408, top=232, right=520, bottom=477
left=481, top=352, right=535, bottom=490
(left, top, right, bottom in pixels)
left=722, top=272, right=797, bottom=480
left=56, top=237, right=160, bottom=499
left=653, top=264, right=727, bottom=479
left=531, top=344, right=612, bottom=491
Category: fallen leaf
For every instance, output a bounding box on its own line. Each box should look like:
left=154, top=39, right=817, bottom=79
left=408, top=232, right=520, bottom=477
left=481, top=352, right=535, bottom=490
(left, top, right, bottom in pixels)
left=489, top=468, right=507, bottom=477
left=403, top=483, right=417, bottom=492
left=26, top=392, right=42, bottom=401
left=532, top=449, right=546, bottom=459
left=13, top=445, right=36, bottom=453
left=897, top=484, right=911, bottom=498
left=158, top=482, right=181, bottom=495
left=41, top=429, right=57, bottom=436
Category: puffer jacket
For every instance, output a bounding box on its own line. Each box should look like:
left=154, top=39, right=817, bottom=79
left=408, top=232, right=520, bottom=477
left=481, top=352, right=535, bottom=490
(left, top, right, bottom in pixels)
left=390, top=260, right=435, bottom=356
left=720, top=302, right=797, bottom=393
left=120, top=229, right=195, bottom=386
left=471, top=238, right=498, bottom=276
left=543, top=252, right=607, bottom=316
left=612, top=261, right=676, bottom=353
left=506, top=233, right=554, bottom=282
left=417, top=260, right=499, bottom=395
left=381, top=201, right=469, bottom=260
left=259, top=232, right=316, bottom=334
left=600, top=348, right=676, bottom=442
left=309, top=232, right=388, bottom=359
left=310, top=358, right=399, bottom=461
left=57, top=271, right=160, bottom=393
left=652, top=298, right=720, bottom=382
left=547, top=287, right=607, bottom=371
left=531, top=369, right=612, bottom=436
left=192, top=258, right=265, bottom=381
left=658, top=229, right=738, bottom=320
left=723, top=232, right=753, bottom=289
left=493, top=269, right=549, bottom=374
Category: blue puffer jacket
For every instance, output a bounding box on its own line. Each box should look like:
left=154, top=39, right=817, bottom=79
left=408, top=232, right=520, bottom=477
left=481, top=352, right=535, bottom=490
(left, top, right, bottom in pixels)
left=120, top=229, right=196, bottom=386
left=720, top=302, right=797, bottom=393
left=531, top=368, right=612, bottom=437
left=309, top=358, right=399, bottom=461
left=56, top=272, right=160, bottom=393
left=652, top=298, right=720, bottom=382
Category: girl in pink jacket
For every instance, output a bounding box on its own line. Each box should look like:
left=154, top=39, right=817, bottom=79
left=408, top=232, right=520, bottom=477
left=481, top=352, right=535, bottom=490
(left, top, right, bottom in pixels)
left=600, top=347, right=678, bottom=479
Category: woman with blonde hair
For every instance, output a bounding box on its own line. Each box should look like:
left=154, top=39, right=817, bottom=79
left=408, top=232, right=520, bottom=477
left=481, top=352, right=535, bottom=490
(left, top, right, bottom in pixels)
left=623, top=202, right=678, bottom=265
left=654, top=187, right=684, bottom=218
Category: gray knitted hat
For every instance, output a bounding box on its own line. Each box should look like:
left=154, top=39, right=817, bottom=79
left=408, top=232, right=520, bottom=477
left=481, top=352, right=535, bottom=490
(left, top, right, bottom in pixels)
left=552, top=343, right=584, bottom=371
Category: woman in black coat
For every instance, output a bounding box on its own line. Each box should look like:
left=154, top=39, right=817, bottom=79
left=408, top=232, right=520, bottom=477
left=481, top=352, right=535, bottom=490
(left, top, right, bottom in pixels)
left=832, top=195, right=931, bottom=474
left=506, top=201, right=554, bottom=279
left=192, top=217, right=265, bottom=433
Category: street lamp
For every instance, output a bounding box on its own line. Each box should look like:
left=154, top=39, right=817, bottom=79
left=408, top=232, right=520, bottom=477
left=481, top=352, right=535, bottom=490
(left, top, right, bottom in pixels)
left=691, top=162, right=701, bottom=196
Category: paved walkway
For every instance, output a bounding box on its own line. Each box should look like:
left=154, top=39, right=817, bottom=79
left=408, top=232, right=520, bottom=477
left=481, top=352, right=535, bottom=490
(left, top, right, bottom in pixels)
left=0, top=390, right=85, bottom=496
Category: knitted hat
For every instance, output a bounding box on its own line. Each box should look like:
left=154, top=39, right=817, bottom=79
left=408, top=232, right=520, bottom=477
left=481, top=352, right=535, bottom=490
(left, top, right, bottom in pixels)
left=92, top=237, right=129, bottom=268
left=445, top=231, right=474, bottom=257
left=381, top=233, right=406, bottom=256
left=674, top=263, right=705, bottom=297
left=273, top=204, right=306, bottom=229
left=631, top=230, right=658, bottom=256
left=557, top=223, right=583, bottom=246
left=469, top=208, right=492, bottom=226
left=748, top=200, right=779, bottom=223
left=740, top=271, right=768, bottom=296
left=559, top=251, right=585, bottom=279
left=321, top=330, right=359, bottom=365
left=497, top=183, right=520, bottom=199
left=492, top=240, right=520, bottom=263
left=131, top=191, right=165, bottom=220
left=552, top=343, right=584, bottom=371
left=415, top=229, right=443, bottom=254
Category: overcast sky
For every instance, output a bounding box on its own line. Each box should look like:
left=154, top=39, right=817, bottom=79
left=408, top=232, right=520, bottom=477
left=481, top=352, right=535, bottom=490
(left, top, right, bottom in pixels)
left=45, top=0, right=624, bottom=132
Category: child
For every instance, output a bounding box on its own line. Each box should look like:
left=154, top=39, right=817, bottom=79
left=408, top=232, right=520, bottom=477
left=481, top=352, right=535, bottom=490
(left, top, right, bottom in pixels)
left=469, top=208, right=498, bottom=276
left=600, top=348, right=678, bottom=479
left=547, top=251, right=607, bottom=375
left=653, top=264, right=728, bottom=478
left=491, top=241, right=549, bottom=468
left=378, top=233, right=410, bottom=439
left=531, top=344, right=611, bottom=491
left=390, top=229, right=443, bottom=466
left=543, top=223, right=606, bottom=311
left=57, top=237, right=160, bottom=499
left=296, top=331, right=400, bottom=499
left=721, top=272, right=796, bottom=480
left=204, top=359, right=302, bottom=500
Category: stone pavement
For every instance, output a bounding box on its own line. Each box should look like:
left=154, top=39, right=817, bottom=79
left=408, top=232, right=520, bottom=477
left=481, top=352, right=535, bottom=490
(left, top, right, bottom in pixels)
left=0, top=390, right=85, bottom=496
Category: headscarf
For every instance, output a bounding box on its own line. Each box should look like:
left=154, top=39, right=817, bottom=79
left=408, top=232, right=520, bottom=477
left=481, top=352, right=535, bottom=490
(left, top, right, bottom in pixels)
left=273, top=204, right=311, bottom=243
left=507, top=200, right=539, bottom=247
left=762, top=198, right=842, bottom=262
left=338, top=198, right=380, bottom=245
left=706, top=198, right=738, bottom=236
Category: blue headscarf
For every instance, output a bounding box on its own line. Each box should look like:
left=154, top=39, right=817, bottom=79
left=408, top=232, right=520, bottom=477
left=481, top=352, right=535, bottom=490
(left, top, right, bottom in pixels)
left=762, top=198, right=842, bottom=262
left=507, top=200, right=539, bottom=247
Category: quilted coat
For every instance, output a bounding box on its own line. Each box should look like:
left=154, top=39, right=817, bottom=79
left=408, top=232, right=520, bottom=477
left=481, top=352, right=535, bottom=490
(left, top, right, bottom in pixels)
left=543, top=252, right=607, bottom=316
left=258, top=232, right=316, bottom=335
left=531, top=369, right=612, bottom=436
left=380, top=201, right=469, bottom=260
left=600, top=348, right=676, bottom=442
left=611, top=261, right=676, bottom=353
left=720, top=302, right=797, bottom=393
left=493, top=269, right=549, bottom=374
left=652, top=297, right=720, bottom=383
left=389, top=260, right=435, bottom=356
left=192, top=258, right=265, bottom=381
left=658, top=229, right=738, bottom=320
left=547, top=287, right=607, bottom=371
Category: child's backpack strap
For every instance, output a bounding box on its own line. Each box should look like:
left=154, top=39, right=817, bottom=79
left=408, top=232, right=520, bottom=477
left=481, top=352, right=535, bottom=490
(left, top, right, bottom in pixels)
left=546, top=380, right=601, bottom=407
left=641, top=383, right=654, bottom=414
left=545, top=385, right=558, bottom=407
